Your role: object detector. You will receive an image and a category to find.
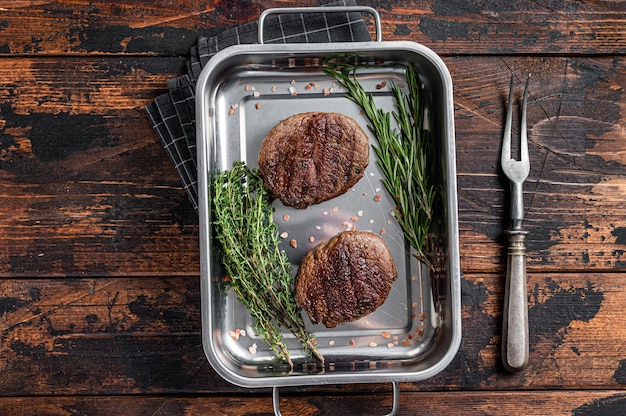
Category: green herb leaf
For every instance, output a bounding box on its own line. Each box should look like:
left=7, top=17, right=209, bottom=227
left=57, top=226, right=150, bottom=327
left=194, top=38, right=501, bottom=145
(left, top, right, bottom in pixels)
left=324, top=64, right=439, bottom=269
left=212, top=161, right=323, bottom=368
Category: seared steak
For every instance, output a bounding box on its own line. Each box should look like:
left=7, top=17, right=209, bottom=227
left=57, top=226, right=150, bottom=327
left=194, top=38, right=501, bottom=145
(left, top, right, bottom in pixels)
left=295, top=230, right=398, bottom=328
left=258, top=112, right=369, bottom=209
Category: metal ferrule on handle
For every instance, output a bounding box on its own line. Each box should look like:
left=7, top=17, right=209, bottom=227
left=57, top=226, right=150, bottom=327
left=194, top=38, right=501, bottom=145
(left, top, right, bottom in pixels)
left=502, top=228, right=529, bottom=372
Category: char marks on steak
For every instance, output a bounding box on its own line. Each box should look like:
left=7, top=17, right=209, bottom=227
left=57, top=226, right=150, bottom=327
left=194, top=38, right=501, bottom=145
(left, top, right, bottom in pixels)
left=295, top=230, right=398, bottom=328
left=258, top=112, right=369, bottom=209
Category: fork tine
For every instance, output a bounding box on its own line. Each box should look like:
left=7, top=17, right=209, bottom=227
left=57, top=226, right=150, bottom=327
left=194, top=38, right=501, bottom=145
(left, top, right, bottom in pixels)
left=520, top=74, right=531, bottom=163
left=501, top=74, right=515, bottom=164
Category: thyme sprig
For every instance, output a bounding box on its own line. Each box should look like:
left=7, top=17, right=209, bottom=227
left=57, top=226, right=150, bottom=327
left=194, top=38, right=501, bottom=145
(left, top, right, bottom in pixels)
left=324, top=64, right=438, bottom=269
left=212, top=161, right=323, bottom=368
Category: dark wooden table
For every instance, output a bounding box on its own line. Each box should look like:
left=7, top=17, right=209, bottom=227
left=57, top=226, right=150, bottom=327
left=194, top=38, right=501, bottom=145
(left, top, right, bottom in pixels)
left=1, top=1, right=625, bottom=415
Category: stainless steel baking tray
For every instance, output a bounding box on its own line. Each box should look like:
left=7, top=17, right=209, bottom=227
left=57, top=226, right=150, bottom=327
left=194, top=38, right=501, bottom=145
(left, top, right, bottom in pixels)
left=196, top=8, right=461, bottom=391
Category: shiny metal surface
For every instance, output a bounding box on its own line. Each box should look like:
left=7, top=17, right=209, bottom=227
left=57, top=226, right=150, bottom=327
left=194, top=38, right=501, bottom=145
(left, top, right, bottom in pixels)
left=196, top=40, right=461, bottom=388
left=273, top=382, right=399, bottom=416
left=500, top=74, right=531, bottom=373
left=257, top=6, right=383, bottom=44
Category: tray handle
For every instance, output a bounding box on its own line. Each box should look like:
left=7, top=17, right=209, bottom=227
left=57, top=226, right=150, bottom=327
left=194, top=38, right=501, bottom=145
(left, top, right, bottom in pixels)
left=272, top=382, right=399, bottom=416
left=258, top=6, right=382, bottom=44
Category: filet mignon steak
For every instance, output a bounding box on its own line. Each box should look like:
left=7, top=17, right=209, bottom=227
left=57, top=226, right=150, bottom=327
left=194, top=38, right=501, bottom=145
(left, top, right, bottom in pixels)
left=258, top=112, right=369, bottom=209
left=295, top=230, right=398, bottom=328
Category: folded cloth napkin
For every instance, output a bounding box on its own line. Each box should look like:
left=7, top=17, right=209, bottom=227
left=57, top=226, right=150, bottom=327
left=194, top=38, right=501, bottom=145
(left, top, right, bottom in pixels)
left=145, top=0, right=372, bottom=210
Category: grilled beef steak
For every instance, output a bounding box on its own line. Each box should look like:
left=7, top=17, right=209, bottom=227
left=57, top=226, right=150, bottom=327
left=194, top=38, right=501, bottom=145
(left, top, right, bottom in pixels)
left=295, top=230, right=398, bottom=328
left=258, top=112, right=369, bottom=209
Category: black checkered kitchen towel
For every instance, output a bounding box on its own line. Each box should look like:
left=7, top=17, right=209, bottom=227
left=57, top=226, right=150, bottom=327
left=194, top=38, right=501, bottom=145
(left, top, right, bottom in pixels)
left=145, top=0, right=372, bottom=210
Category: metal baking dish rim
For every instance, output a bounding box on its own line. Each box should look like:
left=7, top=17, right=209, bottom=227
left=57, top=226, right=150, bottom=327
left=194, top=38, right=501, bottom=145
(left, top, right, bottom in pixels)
left=196, top=40, right=461, bottom=388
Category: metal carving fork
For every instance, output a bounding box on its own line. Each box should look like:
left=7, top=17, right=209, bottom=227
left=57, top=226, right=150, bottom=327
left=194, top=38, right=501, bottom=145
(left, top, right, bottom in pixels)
left=501, top=74, right=530, bottom=372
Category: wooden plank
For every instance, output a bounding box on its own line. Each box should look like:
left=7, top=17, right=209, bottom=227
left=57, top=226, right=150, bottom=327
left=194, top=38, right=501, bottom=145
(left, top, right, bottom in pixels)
left=0, top=56, right=200, bottom=277
left=1, top=391, right=626, bottom=415
left=0, top=1, right=623, bottom=56
left=1, top=274, right=625, bottom=395
left=1, top=56, right=626, bottom=275
left=0, top=0, right=262, bottom=55
left=381, top=1, right=626, bottom=55
left=0, top=277, right=225, bottom=394
left=0, top=0, right=317, bottom=56
left=447, top=55, right=626, bottom=273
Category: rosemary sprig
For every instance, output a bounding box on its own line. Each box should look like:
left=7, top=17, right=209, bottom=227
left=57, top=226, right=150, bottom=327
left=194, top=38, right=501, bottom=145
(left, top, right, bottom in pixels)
left=324, top=64, right=438, bottom=269
left=212, top=161, right=323, bottom=368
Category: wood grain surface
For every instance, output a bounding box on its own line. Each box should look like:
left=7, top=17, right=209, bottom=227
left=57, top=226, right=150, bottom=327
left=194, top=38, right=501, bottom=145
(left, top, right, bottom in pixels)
left=1, top=0, right=625, bottom=415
